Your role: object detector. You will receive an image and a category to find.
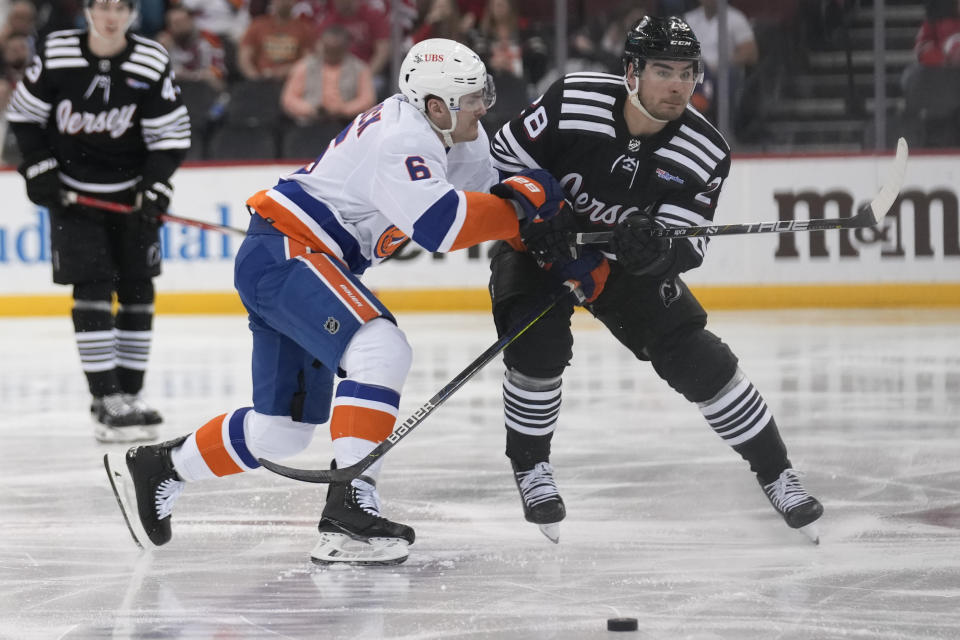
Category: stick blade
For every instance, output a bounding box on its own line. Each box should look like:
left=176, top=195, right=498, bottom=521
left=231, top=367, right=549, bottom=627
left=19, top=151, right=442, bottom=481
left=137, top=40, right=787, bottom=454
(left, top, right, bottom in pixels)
left=868, top=137, right=909, bottom=225
left=258, top=457, right=340, bottom=484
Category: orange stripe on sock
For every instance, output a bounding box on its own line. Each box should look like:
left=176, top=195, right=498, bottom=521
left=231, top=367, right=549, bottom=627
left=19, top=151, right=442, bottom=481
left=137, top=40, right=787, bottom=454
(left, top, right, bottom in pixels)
left=330, top=405, right=396, bottom=442
left=196, top=413, right=244, bottom=477
left=304, top=254, right=380, bottom=322
left=450, top=192, right=520, bottom=251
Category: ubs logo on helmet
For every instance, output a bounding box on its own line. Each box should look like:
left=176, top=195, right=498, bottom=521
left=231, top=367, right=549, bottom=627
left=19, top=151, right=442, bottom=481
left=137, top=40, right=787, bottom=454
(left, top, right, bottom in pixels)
left=414, top=53, right=444, bottom=63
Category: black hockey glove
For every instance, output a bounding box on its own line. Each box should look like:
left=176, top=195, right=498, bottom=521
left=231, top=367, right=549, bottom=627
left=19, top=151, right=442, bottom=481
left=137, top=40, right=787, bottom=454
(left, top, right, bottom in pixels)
left=490, top=168, right=566, bottom=223
left=134, top=180, right=173, bottom=228
left=610, top=212, right=675, bottom=276
left=18, top=155, right=61, bottom=209
left=520, top=206, right=578, bottom=265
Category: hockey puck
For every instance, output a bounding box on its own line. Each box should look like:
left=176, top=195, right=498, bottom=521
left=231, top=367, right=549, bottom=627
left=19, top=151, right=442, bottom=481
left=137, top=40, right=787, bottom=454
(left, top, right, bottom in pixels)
left=607, top=617, right=638, bottom=632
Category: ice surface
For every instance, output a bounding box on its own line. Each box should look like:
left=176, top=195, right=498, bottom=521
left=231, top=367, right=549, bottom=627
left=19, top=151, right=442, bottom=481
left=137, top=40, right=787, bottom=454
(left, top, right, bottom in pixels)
left=1, top=309, right=959, bottom=639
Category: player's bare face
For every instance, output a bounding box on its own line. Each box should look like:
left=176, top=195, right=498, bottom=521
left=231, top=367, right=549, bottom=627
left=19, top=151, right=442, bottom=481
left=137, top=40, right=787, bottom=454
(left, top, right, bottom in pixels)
left=88, top=1, right=131, bottom=43
left=637, top=61, right=697, bottom=120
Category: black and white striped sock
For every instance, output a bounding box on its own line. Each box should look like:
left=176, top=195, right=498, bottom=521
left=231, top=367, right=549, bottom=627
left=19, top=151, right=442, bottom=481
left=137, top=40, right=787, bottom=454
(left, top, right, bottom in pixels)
left=503, top=370, right=562, bottom=470
left=72, top=299, right=118, bottom=397
left=698, top=368, right=772, bottom=447
left=503, top=372, right=562, bottom=437
left=116, top=302, right=154, bottom=395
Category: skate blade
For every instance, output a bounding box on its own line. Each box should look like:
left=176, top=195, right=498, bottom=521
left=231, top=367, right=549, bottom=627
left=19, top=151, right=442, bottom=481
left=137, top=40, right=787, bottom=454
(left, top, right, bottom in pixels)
left=538, top=523, right=560, bottom=544
left=103, top=453, right=148, bottom=550
left=95, top=424, right=159, bottom=444
left=310, top=532, right=409, bottom=566
left=798, top=522, right=821, bottom=545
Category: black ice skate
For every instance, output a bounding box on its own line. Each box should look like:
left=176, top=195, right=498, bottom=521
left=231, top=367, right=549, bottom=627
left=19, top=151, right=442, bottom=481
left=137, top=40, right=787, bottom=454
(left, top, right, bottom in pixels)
left=512, top=460, right=566, bottom=544
left=91, top=393, right=158, bottom=443
left=122, top=393, right=163, bottom=425
left=312, top=469, right=415, bottom=566
left=761, top=468, right=824, bottom=544
left=103, top=436, right=186, bottom=548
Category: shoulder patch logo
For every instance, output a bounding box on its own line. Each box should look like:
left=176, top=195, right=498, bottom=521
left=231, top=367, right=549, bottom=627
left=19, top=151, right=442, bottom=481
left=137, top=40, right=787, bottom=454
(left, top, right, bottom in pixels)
left=659, top=278, right=683, bottom=308
left=656, top=168, right=685, bottom=185
left=375, top=225, right=409, bottom=259
left=324, top=317, right=340, bottom=334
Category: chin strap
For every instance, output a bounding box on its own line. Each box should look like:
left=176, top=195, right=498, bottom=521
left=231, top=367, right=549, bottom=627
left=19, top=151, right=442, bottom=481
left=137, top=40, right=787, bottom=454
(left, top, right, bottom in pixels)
left=426, top=109, right=458, bottom=148
left=623, top=76, right=669, bottom=124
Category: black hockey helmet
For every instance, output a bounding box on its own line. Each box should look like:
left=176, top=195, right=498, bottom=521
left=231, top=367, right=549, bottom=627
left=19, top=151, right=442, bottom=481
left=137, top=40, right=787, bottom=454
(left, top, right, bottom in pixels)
left=84, top=0, right=139, bottom=32
left=622, top=16, right=703, bottom=80
left=85, top=0, right=137, bottom=9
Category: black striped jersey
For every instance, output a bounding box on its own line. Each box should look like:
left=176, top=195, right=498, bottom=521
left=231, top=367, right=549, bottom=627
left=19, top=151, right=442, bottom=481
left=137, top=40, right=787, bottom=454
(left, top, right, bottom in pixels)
left=6, top=29, right=190, bottom=200
left=490, top=71, right=731, bottom=273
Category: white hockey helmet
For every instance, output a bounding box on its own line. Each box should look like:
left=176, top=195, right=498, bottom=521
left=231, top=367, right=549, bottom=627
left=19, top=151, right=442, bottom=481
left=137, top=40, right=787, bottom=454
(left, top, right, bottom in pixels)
left=399, top=38, right=496, bottom=145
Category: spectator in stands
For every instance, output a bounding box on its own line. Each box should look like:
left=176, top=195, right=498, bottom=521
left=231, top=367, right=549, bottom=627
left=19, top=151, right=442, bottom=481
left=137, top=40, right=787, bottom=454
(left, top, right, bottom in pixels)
left=280, top=23, right=375, bottom=126
left=471, top=0, right=548, bottom=85
left=599, top=1, right=657, bottom=73
left=900, top=0, right=960, bottom=146
left=411, top=0, right=471, bottom=43
left=158, top=6, right=228, bottom=91
left=473, top=0, right=523, bottom=78
left=684, top=0, right=758, bottom=74
left=315, top=0, right=390, bottom=94
left=684, top=0, right=758, bottom=128
left=0, top=0, right=36, bottom=55
left=457, top=0, right=485, bottom=29
left=138, top=0, right=167, bottom=37
left=33, top=1, right=83, bottom=38
left=238, top=0, right=316, bottom=81
left=915, top=0, right=960, bottom=67
left=178, top=0, right=251, bottom=43
left=0, top=31, right=28, bottom=89
left=0, top=31, right=29, bottom=165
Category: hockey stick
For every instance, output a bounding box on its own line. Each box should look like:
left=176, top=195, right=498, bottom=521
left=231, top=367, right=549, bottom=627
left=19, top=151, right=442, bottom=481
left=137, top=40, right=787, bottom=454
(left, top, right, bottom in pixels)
left=575, top=137, right=909, bottom=245
left=62, top=191, right=248, bottom=237
left=257, top=285, right=577, bottom=484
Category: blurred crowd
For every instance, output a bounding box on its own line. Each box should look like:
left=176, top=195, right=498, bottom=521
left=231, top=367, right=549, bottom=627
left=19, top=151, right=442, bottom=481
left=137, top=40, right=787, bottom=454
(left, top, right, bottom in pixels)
left=904, top=0, right=960, bottom=146
left=0, top=0, right=958, bottom=163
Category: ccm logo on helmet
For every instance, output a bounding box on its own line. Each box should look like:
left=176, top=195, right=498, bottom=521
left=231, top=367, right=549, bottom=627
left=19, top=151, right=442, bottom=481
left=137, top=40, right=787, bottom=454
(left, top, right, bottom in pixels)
left=414, top=53, right=444, bottom=62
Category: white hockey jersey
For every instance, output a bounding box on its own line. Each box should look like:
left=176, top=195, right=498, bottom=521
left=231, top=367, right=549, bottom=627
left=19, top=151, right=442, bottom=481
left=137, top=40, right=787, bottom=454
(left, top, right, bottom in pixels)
left=247, top=95, right=513, bottom=275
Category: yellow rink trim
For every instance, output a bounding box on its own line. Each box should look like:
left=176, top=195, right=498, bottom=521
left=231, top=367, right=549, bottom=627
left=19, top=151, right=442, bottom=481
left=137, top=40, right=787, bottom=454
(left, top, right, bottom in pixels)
left=1, top=283, right=959, bottom=316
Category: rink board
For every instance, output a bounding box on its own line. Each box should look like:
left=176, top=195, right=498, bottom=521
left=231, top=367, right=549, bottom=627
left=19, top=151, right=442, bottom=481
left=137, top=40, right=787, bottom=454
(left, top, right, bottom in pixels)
left=0, top=150, right=957, bottom=315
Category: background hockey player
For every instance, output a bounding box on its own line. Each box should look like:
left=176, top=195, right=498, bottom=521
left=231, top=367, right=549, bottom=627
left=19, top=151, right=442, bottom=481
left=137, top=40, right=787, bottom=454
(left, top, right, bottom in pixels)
left=6, top=0, right=190, bottom=442
left=487, top=16, right=824, bottom=544
left=104, top=38, right=568, bottom=566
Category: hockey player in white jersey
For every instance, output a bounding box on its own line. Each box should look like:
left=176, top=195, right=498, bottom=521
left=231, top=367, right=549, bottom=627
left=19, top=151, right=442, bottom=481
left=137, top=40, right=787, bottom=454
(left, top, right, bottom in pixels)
left=104, top=38, right=569, bottom=565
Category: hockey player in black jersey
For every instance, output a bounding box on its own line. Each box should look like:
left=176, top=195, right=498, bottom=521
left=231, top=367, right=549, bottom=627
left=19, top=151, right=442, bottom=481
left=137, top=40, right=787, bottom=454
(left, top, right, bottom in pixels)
left=7, top=0, right=190, bottom=442
left=488, top=16, right=823, bottom=543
